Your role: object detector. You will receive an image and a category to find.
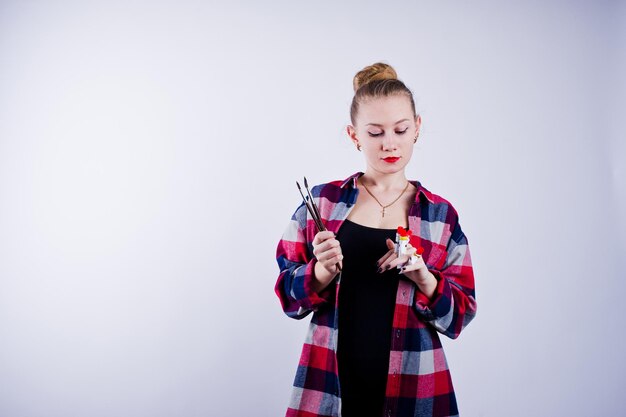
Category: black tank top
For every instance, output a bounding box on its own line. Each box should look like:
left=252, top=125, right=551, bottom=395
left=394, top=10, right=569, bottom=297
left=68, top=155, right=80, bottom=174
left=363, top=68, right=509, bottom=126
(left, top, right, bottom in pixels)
left=335, top=219, right=400, bottom=417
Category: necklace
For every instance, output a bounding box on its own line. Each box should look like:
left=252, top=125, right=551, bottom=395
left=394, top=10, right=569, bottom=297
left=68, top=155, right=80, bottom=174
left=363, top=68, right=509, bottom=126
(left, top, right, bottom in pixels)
left=360, top=179, right=410, bottom=218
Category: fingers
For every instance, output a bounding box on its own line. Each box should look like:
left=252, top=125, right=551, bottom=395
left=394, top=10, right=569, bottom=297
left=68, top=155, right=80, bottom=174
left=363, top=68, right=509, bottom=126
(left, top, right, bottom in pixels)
left=398, top=249, right=426, bottom=274
left=313, top=231, right=336, bottom=246
left=376, top=239, right=396, bottom=268
left=313, top=233, right=341, bottom=259
left=388, top=252, right=413, bottom=270
left=379, top=244, right=424, bottom=273
left=313, top=231, right=343, bottom=273
left=378, top=253, right=398, bottom=273
left=398, top=256, right=426, bottom=275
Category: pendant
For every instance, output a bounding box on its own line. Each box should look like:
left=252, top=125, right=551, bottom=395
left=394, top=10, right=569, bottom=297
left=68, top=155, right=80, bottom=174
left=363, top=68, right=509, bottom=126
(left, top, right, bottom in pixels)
left=382, top=207, right=386, bottom=217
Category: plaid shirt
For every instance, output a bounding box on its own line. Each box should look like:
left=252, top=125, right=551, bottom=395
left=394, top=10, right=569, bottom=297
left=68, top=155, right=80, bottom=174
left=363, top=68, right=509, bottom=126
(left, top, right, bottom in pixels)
left=275, top=172, right=477, bottom=417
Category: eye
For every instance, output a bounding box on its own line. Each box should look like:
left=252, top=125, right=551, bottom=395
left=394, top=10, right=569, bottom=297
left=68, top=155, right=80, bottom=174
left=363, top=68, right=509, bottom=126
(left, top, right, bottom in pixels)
left=395, top=128, right=408, bottom=135
left=368, top=131, right=383, bottom=137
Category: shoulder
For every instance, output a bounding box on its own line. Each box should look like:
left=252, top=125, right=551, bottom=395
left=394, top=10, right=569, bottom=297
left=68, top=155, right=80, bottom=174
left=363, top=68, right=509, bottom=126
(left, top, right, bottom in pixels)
left=309, top=172, right=361, bottom=201
left=412, top=180, right=461, bottom=222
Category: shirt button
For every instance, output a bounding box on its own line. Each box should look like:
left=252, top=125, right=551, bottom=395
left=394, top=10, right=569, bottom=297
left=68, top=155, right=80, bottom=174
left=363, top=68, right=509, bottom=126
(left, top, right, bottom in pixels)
left=402, top=290, right=406, bottom=296
left=396, top=329, right=401, bottom=338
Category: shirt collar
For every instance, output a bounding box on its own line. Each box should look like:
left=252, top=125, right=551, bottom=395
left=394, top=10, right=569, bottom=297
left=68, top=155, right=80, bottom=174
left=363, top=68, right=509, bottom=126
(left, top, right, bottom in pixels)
left=340, top=172, right=435, bottom=204
left=340, top=172, right=363, bottom=189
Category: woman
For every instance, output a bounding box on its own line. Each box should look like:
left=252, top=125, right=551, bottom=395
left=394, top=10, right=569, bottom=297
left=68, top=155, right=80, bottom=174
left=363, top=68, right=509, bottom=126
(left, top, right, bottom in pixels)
left=275, top=62, right=477, bottom=417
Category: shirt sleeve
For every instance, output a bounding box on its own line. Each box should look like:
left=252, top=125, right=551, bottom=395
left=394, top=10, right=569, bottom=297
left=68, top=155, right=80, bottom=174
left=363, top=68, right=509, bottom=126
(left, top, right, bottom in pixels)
left=274, top=201, right=334, bottom=320
left=413, top=207, right=477, bottom=339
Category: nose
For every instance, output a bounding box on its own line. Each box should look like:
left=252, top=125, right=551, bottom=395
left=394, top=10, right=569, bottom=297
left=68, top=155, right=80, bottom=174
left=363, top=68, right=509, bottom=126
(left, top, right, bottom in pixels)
left=381, top=134, right=398, bottom=151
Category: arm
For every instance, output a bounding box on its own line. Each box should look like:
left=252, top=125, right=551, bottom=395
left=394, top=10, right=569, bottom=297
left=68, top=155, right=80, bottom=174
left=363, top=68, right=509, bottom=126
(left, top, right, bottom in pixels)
left=413, top=210, right=477, bottom=339
left=274, top=202, right=337, bottom=320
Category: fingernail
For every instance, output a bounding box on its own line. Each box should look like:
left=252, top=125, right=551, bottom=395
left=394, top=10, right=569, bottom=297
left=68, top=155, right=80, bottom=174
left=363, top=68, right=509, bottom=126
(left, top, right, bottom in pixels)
left=377, top=267, right=382, bottom=273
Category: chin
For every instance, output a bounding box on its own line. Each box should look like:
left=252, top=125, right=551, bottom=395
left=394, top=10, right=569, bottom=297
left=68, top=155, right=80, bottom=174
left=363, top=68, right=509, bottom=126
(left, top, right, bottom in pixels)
left=377, top=164, right=406, bottom=174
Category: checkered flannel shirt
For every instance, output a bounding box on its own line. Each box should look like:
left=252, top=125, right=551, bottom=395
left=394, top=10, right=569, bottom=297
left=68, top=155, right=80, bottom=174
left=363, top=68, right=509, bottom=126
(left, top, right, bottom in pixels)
left=275, top=172, right=477, bottom=417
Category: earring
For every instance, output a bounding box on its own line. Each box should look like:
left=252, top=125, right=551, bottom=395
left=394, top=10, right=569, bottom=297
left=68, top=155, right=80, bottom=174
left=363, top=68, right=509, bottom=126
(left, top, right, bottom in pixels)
left=356, top=143, right=362, bottom=151
left=413, top=133, right=419, bottom=143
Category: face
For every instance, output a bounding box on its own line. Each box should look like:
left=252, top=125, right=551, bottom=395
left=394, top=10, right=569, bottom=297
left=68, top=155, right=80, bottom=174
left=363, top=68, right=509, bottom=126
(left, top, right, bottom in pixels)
left=347, top=94, right=421, bottom=176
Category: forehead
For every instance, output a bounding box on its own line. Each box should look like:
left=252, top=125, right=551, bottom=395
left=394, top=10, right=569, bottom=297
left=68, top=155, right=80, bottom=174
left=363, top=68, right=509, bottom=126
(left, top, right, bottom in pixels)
left=356, top=95, right=414, bottom=127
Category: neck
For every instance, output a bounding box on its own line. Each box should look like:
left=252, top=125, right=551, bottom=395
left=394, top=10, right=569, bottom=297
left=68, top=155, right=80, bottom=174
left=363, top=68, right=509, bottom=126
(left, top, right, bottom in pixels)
left=361, top=169, right=408, bottom=191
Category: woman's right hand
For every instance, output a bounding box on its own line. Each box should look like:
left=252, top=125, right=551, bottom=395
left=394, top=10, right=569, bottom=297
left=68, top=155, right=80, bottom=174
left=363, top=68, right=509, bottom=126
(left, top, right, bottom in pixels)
left=312, top=231, right=343, bottom=292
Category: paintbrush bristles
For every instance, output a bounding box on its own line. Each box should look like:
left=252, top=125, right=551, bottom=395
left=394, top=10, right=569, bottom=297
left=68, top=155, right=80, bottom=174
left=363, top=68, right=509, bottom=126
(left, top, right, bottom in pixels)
left=304, top=177, right=324, bottom=231
left=296, top=181, right=324, bottom=232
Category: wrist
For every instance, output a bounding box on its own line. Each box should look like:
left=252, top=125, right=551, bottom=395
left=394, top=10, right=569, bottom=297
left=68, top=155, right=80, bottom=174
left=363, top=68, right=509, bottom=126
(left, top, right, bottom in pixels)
left=414, top=267, right=433, bottom=283
left=413, top=269, right=437, bottom=298
left=313, top=261, right=336, bottom=293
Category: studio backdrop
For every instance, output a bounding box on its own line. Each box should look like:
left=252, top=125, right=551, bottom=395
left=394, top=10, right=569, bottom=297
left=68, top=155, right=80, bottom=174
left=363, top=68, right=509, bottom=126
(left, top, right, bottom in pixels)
left=0, top=1, right=624, bottom=416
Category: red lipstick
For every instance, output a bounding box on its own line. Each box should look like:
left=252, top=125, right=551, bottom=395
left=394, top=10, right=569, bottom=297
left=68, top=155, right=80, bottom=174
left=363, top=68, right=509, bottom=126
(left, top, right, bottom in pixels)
left=383, top=157, right=400, bottom=163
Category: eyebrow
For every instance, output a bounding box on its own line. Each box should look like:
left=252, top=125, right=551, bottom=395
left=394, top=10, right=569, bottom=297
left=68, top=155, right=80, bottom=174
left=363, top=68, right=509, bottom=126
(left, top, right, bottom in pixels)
left=366, top=119, right=411, bottom=127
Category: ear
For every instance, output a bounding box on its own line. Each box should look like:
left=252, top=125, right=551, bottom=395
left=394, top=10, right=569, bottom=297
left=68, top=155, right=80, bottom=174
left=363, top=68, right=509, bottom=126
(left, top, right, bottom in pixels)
left=346, top=125, right=359, bottom=146
left=414, top=115, right=422, bottom=138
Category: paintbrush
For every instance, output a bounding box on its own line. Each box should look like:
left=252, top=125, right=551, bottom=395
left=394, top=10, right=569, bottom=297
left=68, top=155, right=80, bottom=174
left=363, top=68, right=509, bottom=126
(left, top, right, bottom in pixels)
left=296, top=181, right=325, bottom=231
left=296, top=177, right=342, bottom=272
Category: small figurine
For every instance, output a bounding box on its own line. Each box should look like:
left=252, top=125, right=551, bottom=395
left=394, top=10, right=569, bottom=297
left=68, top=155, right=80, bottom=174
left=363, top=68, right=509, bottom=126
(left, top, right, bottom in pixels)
left=395, top=226, right=425, bottom=268
left=395, top=226, right=412, bottom=257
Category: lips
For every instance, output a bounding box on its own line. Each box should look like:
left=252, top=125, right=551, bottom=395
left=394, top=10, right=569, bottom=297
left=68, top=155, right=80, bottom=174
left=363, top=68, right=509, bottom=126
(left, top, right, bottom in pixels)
left=383, top=157, right=400, bottom=163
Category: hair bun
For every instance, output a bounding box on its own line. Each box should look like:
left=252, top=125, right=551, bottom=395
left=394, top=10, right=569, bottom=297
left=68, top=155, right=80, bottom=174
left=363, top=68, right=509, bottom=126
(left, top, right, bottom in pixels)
left=353, top=62, right=398, bottom=92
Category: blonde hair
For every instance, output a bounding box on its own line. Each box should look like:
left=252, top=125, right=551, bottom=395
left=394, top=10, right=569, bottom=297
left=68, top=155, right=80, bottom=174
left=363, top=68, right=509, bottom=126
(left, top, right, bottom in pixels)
left=350, top=62, right=416, bottom=124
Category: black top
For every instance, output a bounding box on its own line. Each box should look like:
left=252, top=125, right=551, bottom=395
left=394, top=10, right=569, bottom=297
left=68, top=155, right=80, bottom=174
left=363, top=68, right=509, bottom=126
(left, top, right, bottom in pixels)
left=336, top=219, right=400, bottom=417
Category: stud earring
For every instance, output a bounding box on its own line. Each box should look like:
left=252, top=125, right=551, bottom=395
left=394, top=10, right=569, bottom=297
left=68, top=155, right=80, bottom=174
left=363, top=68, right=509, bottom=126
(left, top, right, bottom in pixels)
left=414, top=133, right=419, bottom=143
left=356, top=143, right=362, bottom=151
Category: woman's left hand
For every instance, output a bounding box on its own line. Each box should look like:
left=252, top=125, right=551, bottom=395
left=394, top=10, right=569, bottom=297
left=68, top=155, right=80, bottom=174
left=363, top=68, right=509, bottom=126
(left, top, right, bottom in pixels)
left=377, top=238, right=438, bottom=299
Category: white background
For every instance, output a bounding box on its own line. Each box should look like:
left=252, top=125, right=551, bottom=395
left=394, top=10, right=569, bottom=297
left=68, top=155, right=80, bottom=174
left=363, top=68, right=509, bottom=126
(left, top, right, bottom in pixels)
left=1, top=1, right=624, bottom=416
